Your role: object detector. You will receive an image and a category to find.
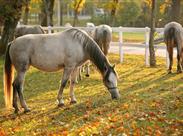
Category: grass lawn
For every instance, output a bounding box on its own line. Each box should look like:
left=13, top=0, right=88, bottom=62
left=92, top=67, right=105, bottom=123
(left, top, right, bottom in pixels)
left=112, top=32, right=145, bottom=43
left=0, top=54, right=182, bottom=136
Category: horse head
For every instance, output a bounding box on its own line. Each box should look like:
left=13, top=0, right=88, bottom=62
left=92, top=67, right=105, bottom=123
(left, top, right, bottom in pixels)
left=103, top=63, right=120, bottom=99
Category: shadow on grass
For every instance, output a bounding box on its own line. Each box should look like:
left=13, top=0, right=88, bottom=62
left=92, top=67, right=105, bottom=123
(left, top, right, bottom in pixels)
left=0, top=54, right=182, bottom=135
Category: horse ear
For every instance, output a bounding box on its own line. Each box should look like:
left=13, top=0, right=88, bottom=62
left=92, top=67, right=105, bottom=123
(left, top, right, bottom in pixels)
left=104, top=63, right=108, bottom=76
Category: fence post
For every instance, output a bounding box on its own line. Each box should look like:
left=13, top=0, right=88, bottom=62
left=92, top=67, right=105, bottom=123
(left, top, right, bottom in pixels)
left=48, top=25, right=52, bottom=34
left=166, top=50, right=169, bottom=69
left=119, top=27, right=123, bottom=63
left=145, top=27, right=150, bottom=66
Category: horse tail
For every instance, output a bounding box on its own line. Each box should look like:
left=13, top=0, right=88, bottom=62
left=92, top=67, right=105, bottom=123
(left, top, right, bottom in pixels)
left=169, top=27, right=175, bottom=45
left=167, top=26, right=182, bottom=56
left=4, top=43, right=14, bottom=108
left=102, top=29, right=109, bottom=55
left=165, top=27, right=175, bottom=48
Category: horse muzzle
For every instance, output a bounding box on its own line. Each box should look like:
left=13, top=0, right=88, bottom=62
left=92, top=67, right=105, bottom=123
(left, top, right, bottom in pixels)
left=109, top=88, right=120, bottom=99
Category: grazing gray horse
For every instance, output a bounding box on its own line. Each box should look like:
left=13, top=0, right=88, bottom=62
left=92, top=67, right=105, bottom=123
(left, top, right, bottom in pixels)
left=164, top=22, right=183, bottom=73
left=15, top=25, right=45, bottom=38
left=4, top=28, right=120, bottom=113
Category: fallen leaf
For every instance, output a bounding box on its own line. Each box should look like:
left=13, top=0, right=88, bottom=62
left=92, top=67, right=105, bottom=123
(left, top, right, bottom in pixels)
left=0, top=127, right=6, bottom=136
left=116, top=126, right=124, bottom=132
left=155, top=130, right=161, bottom=136
left=124, top=113, right=130, bottom=118
left=122, top=103, right=129, bottom=109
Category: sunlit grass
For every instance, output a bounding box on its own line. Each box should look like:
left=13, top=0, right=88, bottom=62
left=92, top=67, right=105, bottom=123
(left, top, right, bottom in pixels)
left=0, top=54, right=182, bottom=136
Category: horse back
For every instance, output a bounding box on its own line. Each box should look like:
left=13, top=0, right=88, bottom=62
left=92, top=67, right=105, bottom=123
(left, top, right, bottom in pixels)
left=9, top=32, right=86, bottom=72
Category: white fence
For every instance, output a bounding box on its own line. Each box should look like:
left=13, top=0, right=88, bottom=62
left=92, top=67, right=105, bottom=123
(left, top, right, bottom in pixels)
left=41, top=26, right=169, bottom=67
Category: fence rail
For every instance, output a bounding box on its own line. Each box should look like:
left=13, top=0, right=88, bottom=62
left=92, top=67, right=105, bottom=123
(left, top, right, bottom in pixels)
left=19, top=25, right=169, bottom=67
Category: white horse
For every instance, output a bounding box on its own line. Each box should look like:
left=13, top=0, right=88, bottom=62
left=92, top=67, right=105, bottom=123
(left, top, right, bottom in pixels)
left=4, top=28, right=120, bottom=113
left=93, top=24, right=112, bottom=55
left=81, top=24, right=112, bottom=78
left=78, top=23, right=96, bottom=79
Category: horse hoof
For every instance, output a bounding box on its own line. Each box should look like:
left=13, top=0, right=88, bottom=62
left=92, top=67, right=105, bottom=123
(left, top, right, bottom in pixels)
left=168, top=71, right=172, bottom=74
left=14, top=109, right=19, bottom=114
left=70, top=100, right=77, bottom=104
left=58, top=103, right=64, bottom=107
left=24, top=108, right=31, bottom=113
left=177, top=70, right=182, bottom=74
left=85, top=74, right=90, bottom=77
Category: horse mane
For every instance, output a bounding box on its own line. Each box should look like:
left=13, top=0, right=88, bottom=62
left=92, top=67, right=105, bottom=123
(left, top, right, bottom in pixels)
left=65, top=28, right=110, bottom=74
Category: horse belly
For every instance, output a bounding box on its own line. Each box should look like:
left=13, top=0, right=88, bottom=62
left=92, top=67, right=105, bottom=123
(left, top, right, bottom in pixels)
left=30, top=54, right=64, bottom=72
left=31, top=63, right=63, bottom=72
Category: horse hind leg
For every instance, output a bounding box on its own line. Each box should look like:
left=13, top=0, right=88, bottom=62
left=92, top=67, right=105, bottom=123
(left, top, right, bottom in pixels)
left=177, top=53, right=182, bottom=73
left=13, top=71, right=30, bottom=113
left=85, top=61, right=90, bottom=77
left=180, top=48, right=183, bottom=72
left=176, top=42, right=183, bottom=73
left=70, top=68, right=78, bottom=104
left=12, top=83, right=19, bottom=113
left=167, top=46, right=173, bottom=74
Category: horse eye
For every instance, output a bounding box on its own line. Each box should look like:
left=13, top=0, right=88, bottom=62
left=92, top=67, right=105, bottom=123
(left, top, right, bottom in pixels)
left=107, top=79, right=110, bottom=82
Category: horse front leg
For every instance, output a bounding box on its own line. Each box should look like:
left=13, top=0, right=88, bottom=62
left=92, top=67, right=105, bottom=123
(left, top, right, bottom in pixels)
left=14, top=71, right=30, bottom=113
left=70, top=68, right=78, bottom=104
left=57, top=67, right=74, bottom=107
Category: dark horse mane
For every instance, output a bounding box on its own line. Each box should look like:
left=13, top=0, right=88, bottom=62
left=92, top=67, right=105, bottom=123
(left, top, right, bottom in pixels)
left=65, top=28, right=113, bottom=75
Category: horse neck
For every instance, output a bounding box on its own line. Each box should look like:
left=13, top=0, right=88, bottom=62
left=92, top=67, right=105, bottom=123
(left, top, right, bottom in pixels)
left=85, top=41, right=109, bottom=75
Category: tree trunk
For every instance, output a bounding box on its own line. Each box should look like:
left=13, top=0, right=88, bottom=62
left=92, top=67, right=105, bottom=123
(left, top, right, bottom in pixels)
left=149, top=0, right=157, bottom=67
left=60, top=0, right=63, bottom=26
left=23, top=0, right=30, bottom=25
left=47, top=0, right=55, bottom=26
left=111, top=0, right=118, bottom=26
left=0, top=20, right=18, bottom=55
left=40, top=1, right=47, bottom=26
left=73, top=11, right=78, bottom=27
left=170, top=0, right=180, bottom=23
left=41, top=0, right=55, bottom=26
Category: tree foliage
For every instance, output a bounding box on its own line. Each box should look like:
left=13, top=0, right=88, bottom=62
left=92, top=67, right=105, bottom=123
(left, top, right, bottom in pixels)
left=71, top=0, right=86, bottom=13
left=71, top=0, right=86, bottom=26
left=116, top=1, right=141, bottom=26
left=0, top=0, right=25, bottom=25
